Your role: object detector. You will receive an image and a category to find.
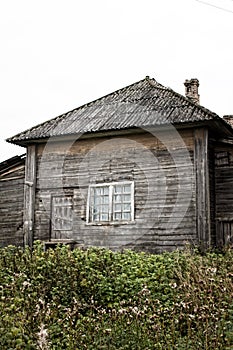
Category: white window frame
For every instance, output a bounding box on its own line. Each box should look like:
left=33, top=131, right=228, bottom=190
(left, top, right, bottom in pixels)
left=51, top=195, right=73, bottom=234
left=86, top=181, right=134, bottom=224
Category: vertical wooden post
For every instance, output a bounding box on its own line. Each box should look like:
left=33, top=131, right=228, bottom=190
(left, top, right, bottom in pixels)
left=194, top=128, right=211, bottom=250
left=24, top=145, right=36, bottom=248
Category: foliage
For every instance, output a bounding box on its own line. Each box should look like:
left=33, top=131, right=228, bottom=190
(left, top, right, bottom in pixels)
left=0, top=242, right=232, bottom=349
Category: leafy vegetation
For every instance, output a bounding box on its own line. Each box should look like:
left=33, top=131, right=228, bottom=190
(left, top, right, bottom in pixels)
left=0, top=242, right=232, bottom=349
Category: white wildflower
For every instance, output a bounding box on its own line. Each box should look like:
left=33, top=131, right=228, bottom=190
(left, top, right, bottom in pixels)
left=37, top=323, right=49, bottom=350
left=188, top=314, right=195, bottom=319
left=22, top=281, right=31, bottom=288
left=118, top=308, right=127, bottom=315
left=105, top=328, right=112, bottom=333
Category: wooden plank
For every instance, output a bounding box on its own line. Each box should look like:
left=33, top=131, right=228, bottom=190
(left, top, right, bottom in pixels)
left=0, top=163, right=25, bottom=246
left=194, top=128, right=211, bottom=250
left=24, top=145, right=37, bottom=248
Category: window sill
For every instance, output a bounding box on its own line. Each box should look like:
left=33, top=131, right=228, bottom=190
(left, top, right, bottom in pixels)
left=86, top=220, right=136, bottom=226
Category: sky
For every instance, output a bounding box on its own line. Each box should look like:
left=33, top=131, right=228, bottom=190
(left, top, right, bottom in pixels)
left=0, top=0, right=233, bottom=162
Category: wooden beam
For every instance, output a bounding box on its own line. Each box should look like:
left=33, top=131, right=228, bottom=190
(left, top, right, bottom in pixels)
left=194, top=128, right=211, bottom=250
left=23, top=145, right=36, bottom=248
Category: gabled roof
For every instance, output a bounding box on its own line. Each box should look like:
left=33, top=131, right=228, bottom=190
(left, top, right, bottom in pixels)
left=0, top=154, right=26, bottom=177
left=7, top=77, right=233, bottom=145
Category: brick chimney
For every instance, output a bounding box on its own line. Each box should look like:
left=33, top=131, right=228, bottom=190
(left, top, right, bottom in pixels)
left=184, top=78, right=200, bottom=104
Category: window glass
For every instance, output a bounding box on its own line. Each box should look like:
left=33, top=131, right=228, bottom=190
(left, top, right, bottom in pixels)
left=123, top=185, right=131, bottom=193
left=114, top=185, right=123, bottom=194
left=51, top=196, right=73, bottom=239
left=114, top=213, right=122, bottom=220
left=122, top=212, right=131, bottom=220
left=123, top=194, right=131, bottom=202
left=114, top=203, right=122, bottom=212
left=88, top=182, right=133, bottom=223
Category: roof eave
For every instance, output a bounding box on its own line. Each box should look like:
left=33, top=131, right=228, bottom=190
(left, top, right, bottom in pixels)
left=7, top=118, right=233, bottom=147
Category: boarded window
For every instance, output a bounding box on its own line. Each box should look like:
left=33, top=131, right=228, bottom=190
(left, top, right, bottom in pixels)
left=216, top=219, right=233, bottom=246
left=51, top=196, right=73, bottom=239
left=215, top=151, right=230, bottom=167
left=87, top=181, right=134, bottom=223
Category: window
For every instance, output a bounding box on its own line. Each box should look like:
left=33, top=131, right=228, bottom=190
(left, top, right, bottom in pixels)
left=87, top=181, right=134, bottom=223
left=51, top=196, right=73, bottom=239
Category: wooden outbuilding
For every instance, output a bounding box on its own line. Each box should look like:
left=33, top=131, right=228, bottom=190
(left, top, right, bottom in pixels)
left=5, top=77, right=233, bottom=252
left=0, top=154, right=26, bottom=246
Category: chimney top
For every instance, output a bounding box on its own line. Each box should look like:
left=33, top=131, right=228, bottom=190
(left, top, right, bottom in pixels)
left=184, top=78, right=200, bottom=104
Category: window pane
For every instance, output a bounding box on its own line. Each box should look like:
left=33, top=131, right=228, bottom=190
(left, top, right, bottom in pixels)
left=102, top=205, right=109, bottom=213
left=114, top=203, right=122, bottom=212
left=95, top=188, right=101, bottom=196
left=94, top=196, right=101, bottom=205
left=123, top=185, right=131, bottom=193
left=101, top=213, right=108, bottom=221
left=114, top=194, right=122, bottom=203
left=123, top=203, right=131, bottom=211
left=103, top=187, right=109, bottom=195
left=103, top=195, right=109, bottom=204
left=93, top=214, right=100, bottom=221
left=122, top=212, right=131, bottom=220
left=123, top=194, right=131, bottom=202
left=114, top=185, right=123, bottom=194
left=114, top=213, right=122, bottom=220
left=93, top=204, right=100, bottom=212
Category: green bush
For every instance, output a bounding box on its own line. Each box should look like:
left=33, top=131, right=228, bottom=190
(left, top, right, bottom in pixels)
left=0, top=242, right=232, bottom=349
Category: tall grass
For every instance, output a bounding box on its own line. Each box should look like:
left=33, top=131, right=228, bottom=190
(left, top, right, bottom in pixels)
left=0, top=242, right=232, bottom=349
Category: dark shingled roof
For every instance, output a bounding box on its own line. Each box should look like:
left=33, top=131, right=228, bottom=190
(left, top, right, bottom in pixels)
left=0, top=154, right=26, bottom=176
left=7, top=77, right=232, bottom=145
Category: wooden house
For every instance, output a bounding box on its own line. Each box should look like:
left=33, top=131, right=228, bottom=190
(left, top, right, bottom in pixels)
left=6, top=77, right=233, bottom=252
left=0, top=154, right=25, bottom=246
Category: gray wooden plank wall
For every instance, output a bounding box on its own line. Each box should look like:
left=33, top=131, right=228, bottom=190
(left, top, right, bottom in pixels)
left=209, top=143, right=216, bottom=246
left=34, top=130, right=197, bottom=253
left=215, top=146, right=233, bottom=219
left=215, top=145, right=233, bottom=246
left=0, top=165, right=25, bottom=246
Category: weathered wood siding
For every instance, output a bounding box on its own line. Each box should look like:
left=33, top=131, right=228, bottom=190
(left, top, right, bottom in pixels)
left=24, top=145, right=37, bottom=248
left=215, top=144, right=233, bottom=245
left=0, top=162, right=25, bottom=246
left=194, top=128, right=211, bottom=250
left=208, top=141, right=216, bottom=246
left=33, top=128, right=197, bottom=253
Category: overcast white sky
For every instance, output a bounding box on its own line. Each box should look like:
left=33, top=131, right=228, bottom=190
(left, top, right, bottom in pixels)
left=0, top=0, right=233, bottom=162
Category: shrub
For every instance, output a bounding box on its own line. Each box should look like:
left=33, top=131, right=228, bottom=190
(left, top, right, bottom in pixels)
left=0, top=242, right=232, bottom=349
